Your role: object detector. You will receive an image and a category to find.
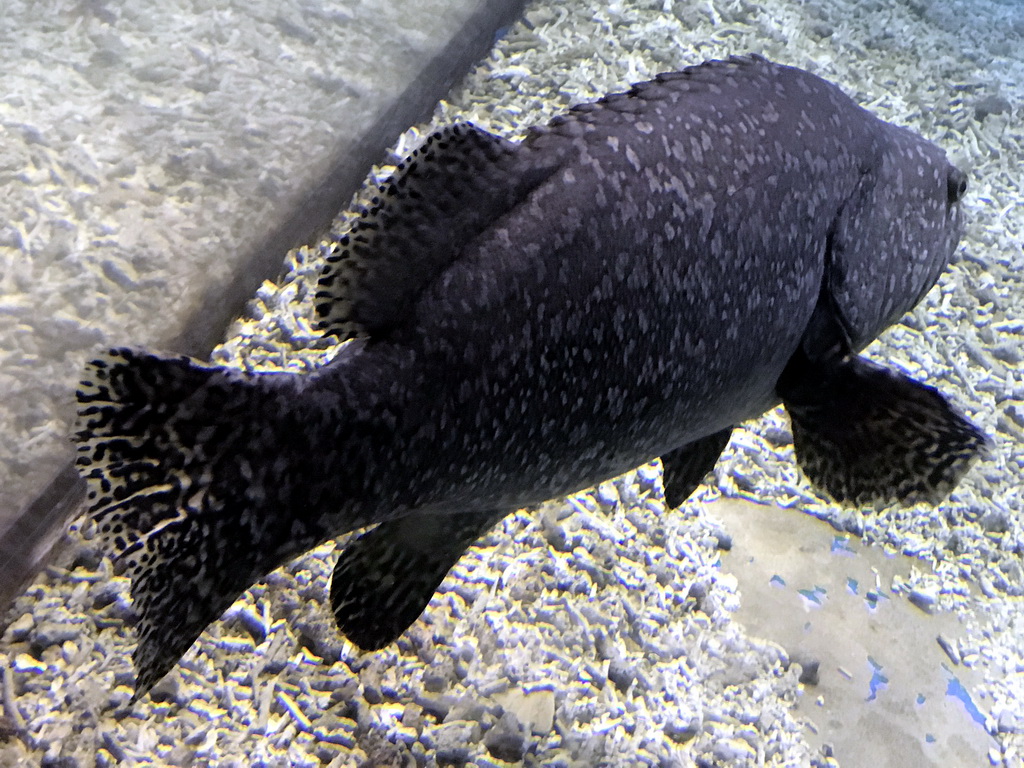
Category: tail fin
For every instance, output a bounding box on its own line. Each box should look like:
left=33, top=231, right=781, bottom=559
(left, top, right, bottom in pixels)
left=74, top=348, right=318, bottom=699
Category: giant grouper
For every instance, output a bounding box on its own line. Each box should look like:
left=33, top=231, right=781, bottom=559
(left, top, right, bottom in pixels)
left=73, top=55, right=989, bottom=699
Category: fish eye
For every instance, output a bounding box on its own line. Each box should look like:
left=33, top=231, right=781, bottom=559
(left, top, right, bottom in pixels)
left=947, top=168, right=968, bottom=203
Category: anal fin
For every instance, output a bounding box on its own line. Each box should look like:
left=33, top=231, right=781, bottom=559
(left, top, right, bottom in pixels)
left=330, top=509, right=509, bottom=650
left=781, top=355, right=989, bottom=505
left=660, top=428, right=733, bottom=508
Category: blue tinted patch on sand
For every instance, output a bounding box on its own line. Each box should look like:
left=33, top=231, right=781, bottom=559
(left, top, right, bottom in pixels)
left=868, top=656, right=889, bottom=701
left=864, top=589, right=890, bottom=611
left=798, top=585, right=827, bottom=608
left=831, top=537, right=856, bottom=556
left=947, top=672, right=986, bottom=727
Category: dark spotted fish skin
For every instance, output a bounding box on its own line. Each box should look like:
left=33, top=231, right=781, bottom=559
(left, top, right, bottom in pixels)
left=74, top=56, right=970, bottom=697
left=337, top=56, right=960, bottom=513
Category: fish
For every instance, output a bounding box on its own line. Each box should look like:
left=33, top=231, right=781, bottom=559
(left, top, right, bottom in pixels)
left=73, top=54, right=988, bottom=699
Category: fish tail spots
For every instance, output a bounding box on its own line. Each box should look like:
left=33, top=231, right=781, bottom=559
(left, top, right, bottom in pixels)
left=74, top=348, right=319, bottom=698
left=76, top=349, right=236, bottom=525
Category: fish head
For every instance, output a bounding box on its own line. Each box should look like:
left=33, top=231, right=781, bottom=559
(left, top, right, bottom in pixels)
left=826, top=126, right=968, bottom=351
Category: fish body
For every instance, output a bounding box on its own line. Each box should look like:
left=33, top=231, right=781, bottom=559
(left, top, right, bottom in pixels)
left=74, top=56, right=985, bottom=697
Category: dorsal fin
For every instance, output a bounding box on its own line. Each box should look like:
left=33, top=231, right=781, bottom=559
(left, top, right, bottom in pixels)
left=524, top=54, right=772, bottom=139
left=314, top=123, right=559, bottom=340
left=315, top=56, right=775, bottom=342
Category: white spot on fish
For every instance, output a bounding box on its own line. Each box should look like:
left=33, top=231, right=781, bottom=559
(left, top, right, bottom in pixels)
left=625, top=145, right=642, bottom=172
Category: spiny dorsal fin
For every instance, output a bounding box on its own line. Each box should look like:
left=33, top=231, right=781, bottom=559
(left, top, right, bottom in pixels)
left=525, top=54, right=772, bottom=137
left=314, top=123, right=559, bottom=341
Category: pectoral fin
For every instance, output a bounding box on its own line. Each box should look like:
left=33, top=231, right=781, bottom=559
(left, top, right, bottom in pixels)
left=330, top=509, right=509, bottom=650
left=779, top=353, right=988, bottom=505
